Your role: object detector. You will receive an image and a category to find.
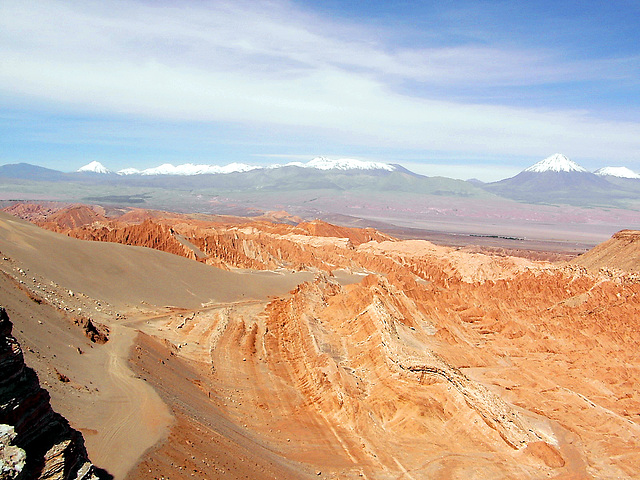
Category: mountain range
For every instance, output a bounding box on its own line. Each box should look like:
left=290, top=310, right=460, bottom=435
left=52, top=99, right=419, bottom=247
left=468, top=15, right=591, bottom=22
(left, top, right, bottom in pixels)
left=75, top=157, right=399, bottom=176
left=1, top=154, right=639, bottom=211
left=68, top=154, right=640, bottom=180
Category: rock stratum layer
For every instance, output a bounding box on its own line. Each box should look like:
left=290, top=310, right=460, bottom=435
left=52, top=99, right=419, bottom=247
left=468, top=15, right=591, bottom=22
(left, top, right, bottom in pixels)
left=3, top=203, right=640, bottom=479
left=0, top=307, right=107, bottom=480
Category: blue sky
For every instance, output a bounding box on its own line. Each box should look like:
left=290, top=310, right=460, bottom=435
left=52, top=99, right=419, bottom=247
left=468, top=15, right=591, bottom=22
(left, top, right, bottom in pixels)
left=1, top=0, right=640, bottom=181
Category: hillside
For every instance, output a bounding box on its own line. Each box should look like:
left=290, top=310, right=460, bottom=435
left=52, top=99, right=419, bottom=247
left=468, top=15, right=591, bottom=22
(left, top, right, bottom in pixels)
left=0, top=307, right=108, bottom=479
left=571, top=229, right=640, bottom=274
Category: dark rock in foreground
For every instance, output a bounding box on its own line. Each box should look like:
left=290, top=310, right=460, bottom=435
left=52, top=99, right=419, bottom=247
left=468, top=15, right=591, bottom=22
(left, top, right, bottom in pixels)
left=0, top=307, right=111, bottom=480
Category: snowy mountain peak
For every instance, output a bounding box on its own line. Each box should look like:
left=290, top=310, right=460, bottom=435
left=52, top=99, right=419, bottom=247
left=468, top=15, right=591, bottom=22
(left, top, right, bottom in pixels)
left=117, top=163, right=259, bottom=176
left=594, top=166, right=640, bottom=179
left=524, top=154, right=587, bottom=173
left=77, top=161, right=111, bottom=174
left=306, top=156, right=396, bottom=171
left=140, top=163, right=178, bottom=175
left=110, top=157, right=396, bottom=175
left=117, top=168, right=142, bottom=175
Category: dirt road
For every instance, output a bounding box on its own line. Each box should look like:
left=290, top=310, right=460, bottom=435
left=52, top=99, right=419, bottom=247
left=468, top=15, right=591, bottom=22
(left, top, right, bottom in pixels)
left=92, top=323, right=173, bottom=480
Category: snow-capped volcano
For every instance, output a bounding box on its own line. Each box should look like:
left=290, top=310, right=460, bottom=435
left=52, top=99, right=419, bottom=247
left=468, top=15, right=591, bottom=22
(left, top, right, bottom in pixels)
left=594, top=166, right=640, bottom=179
left=524, top=154, right=587, bottom=173
left=485, top=153, right=614, bottom=204
left=77, top=161, right=111, bottom=174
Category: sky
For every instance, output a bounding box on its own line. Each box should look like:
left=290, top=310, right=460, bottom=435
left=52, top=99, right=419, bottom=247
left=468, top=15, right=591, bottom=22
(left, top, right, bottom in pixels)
left=1, top=0, right=640, bottom=181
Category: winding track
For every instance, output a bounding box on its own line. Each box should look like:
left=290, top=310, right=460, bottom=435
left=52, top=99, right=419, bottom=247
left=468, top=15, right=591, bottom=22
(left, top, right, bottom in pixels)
left=91, top=323, right=173, bottom=480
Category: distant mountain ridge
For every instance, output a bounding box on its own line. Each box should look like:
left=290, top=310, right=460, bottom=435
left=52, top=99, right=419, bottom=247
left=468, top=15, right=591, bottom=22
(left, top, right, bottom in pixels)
left=7, top=153, right=639, bottom=181
left=2, top=153, right=639, bottom=210
left=0, top=162, right=67, bottom=180
left=0, top=157, right=489, bottom=202
left=75, top=157, right=398, bottom=176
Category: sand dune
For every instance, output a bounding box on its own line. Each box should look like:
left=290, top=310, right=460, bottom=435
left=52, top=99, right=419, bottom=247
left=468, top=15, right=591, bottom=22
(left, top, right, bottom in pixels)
left=0, top=212, right=312, bottom=310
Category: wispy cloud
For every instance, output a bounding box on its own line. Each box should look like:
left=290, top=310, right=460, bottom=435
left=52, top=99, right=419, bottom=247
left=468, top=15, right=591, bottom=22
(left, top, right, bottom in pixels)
left=1, top=0, right=640, bottom=166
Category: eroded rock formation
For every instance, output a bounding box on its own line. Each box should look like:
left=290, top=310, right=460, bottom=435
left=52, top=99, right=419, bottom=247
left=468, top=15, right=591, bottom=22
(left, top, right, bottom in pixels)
left=139, top=225, right=640, bottom=478
left=3, top=204, right=394, bottom=271
left=0, top=307, right=108, bottom=480
left=5, top=203, right=640, bottom=478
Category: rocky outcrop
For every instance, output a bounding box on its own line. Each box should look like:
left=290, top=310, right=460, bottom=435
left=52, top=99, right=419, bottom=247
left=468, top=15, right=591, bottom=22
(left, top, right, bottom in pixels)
left=65, top=219, right=198, bottom=261
left=0, top=425, right=26, bottom=480
left=72, top=318, right=109, bottom=344
left=264, top=275, right=544, bottom=449
left=0, top=307, right=109, bottom=480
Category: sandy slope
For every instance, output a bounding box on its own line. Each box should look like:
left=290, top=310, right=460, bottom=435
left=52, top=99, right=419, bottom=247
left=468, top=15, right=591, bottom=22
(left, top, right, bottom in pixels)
left=0, top=272, right=167, bottom=478
left=571, top=229, right=640, bottom=274
left=94, top=323, right=173, bottom=479
left=0, top=212, right=312, bottom=310
left=0, top=211, right=314, bottom=479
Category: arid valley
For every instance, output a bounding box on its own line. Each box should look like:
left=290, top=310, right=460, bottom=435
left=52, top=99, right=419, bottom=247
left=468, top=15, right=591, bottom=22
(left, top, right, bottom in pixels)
left=1, top=201, right=640, bottom=479
left=4, top=2, right=640, bottom=479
